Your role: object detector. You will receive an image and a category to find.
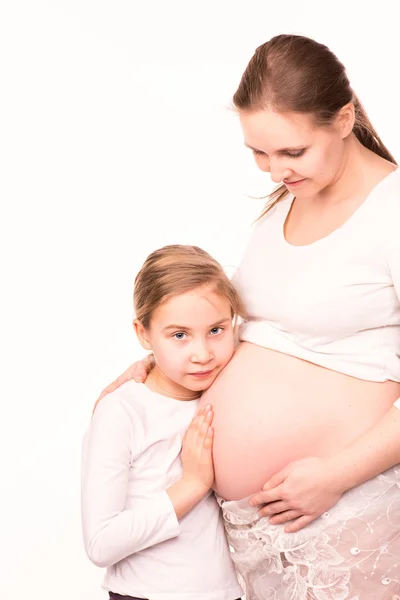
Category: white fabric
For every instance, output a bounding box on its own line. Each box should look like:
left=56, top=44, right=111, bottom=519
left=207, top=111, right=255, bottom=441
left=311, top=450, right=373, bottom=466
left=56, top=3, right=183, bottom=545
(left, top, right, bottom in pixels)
left=234, top=169, right=400, bottom=383
left=219, top=465, right=400, bottom=600
left=217, top=466, right=400, bottom=599
left=81, top=381, right=242, bottom=600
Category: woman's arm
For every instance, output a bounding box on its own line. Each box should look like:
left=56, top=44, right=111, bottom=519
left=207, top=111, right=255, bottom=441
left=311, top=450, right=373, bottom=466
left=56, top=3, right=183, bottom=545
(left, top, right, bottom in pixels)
left=326, top=400, right=400, bottom=491
left=250, top=399, right=400, bottom=532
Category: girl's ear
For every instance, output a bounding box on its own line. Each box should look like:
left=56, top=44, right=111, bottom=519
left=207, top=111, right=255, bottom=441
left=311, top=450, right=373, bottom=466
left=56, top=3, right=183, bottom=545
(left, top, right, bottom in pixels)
left=133, top=319, right=152, bottom=350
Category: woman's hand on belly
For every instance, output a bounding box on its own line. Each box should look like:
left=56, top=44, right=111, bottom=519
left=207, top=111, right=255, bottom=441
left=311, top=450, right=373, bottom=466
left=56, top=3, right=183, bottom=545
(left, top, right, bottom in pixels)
left=249, top=456, right=345, bottom=533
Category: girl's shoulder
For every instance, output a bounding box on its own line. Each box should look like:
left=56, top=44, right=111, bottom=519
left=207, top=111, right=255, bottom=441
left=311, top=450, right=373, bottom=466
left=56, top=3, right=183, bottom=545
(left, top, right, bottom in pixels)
left=92, top=381, right=148, bottom=424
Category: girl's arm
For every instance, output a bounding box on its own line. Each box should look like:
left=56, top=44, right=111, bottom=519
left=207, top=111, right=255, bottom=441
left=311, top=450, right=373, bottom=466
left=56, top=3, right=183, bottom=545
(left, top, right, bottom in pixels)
left=82, top=396, right=214, bottom=567
left=82, top=395, right=178, bottom=567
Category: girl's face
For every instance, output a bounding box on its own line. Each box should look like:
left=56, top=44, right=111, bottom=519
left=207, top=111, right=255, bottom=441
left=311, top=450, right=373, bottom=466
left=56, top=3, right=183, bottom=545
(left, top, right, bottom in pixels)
left=135, top=285, right=235, bottom=398
left=239, top=108, right=352, bottom=197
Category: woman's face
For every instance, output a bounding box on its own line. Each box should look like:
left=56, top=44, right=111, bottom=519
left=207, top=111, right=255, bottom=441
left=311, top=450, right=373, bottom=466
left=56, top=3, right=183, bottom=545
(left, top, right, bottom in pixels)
left=239, top=109, right=349, bottom=197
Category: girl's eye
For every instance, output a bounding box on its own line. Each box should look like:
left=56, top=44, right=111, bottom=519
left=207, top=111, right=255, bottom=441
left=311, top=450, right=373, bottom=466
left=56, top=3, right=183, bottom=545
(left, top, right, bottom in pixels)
left=210, top=327, right=222, bottom=335
left=173, top=332, right=187, bottom=340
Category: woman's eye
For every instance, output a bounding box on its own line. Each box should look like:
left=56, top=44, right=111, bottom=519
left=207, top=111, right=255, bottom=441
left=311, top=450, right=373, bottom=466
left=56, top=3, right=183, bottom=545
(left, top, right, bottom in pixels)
left=285, top=149, right=306, bottom=158
left=210, top=327, right=222, bottom=335
left=173, top=332, right=187, bottom=340
left=252, top=148, right=305, bottom=158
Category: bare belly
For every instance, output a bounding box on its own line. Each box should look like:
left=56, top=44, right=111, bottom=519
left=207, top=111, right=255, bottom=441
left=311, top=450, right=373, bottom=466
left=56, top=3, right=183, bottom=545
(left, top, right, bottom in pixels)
left=198, top=342, right=400, bottom=500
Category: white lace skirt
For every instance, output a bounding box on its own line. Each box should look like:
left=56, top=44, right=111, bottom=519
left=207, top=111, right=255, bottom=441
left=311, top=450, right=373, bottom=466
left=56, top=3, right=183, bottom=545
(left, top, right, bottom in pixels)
left=217, top=466, right=400, bottom=600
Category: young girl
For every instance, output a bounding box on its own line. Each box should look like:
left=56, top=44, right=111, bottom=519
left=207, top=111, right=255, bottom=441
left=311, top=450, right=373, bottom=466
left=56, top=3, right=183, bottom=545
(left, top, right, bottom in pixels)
left=81, top=244, right=244, bottom=600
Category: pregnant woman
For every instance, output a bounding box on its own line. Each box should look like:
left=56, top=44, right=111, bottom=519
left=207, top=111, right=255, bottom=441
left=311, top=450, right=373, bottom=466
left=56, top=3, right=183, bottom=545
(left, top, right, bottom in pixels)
left=94, top=34, right=400, bottom=598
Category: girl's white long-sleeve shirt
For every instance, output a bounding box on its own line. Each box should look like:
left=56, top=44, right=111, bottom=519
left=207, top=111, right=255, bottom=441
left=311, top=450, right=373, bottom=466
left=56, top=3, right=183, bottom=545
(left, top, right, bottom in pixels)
left=81, top=381, right=242, bottom=600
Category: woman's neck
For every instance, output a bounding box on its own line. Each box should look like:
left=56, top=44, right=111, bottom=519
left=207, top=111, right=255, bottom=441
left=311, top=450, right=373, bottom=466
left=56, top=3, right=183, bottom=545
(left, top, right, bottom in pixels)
left=316, top=135, right=394, bottom=207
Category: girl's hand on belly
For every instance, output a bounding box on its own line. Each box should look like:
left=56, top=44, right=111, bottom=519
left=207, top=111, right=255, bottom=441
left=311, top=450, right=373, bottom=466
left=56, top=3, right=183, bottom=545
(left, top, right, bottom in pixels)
left=181, top=404, right=215, bottom=493
left=248, top=456, right=345, bottom=533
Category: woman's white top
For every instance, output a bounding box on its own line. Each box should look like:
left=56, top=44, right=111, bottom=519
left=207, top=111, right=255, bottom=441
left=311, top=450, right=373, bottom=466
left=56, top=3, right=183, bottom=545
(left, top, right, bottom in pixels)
left=235, top=169, right=400, bottom=383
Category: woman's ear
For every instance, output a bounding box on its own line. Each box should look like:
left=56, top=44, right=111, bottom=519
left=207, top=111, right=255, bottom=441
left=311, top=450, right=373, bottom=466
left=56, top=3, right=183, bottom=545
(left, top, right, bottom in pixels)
left=337, top=102, right=355, bottom=139
left=133, top=319, right=152, bottom=350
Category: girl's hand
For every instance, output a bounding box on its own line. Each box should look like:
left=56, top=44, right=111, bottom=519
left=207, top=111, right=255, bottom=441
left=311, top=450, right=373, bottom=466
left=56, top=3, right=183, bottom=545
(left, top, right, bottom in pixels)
left=92, top=354, right=155, bottom=415
left=181, top=405, right=215, bottom=493
left=249, top=456, right=345, bottom=532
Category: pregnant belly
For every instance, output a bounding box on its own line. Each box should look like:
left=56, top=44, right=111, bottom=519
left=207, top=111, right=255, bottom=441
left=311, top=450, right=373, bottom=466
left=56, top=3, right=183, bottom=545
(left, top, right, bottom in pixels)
left=198, top=342, right=399, bottom=500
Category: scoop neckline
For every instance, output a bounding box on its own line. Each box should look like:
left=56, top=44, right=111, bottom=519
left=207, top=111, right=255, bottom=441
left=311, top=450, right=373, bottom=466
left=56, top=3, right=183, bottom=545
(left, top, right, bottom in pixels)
left=281, top=167, right=399, bottom=249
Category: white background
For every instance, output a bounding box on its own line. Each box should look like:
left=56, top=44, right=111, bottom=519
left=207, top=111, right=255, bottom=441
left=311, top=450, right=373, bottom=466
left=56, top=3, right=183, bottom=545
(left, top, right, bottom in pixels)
left=1, top=2, right=399, bottom=598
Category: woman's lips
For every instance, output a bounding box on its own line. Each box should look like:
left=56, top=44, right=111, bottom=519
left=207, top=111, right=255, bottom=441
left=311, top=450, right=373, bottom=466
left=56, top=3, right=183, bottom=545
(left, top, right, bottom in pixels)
left=284, top=178, right=306, bottom=187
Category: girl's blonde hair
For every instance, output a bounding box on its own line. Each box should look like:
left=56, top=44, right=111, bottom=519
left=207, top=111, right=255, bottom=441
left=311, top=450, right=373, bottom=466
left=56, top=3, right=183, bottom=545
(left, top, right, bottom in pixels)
left=134, top=244, right=246, bottom=328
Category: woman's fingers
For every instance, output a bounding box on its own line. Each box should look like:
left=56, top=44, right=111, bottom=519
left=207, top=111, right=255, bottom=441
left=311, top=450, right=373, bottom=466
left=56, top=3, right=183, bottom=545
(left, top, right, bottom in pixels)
left=133, top=355, right=152, bottom=382
left=284, top=514, right=314, bottom=533
left=148, top=354, right=156, bottom=369
left=92, top=356, right=154, bottom=415
left=268, top=510, right=300, bottom=525
left=249, top=485, right=283, bottom=507
left=263, top=469, right=288, bottom=491
left=92, top=368, right=133, bottom=415
left=257, top=500, right=288, bottom=518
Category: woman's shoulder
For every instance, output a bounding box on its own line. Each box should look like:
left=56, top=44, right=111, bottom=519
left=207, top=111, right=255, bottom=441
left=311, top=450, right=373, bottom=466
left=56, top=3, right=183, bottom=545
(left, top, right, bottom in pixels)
left=372, top=167, right=400, bottom=220
left=367, top=168, right=400, bottom=249
left=374, top=167, right=400, bottom=203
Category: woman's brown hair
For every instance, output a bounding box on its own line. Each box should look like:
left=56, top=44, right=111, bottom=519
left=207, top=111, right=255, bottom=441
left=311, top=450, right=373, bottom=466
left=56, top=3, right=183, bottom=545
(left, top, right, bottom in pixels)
left=233, top=34, right=396, bottom=217
left=134, top=244, right=245, bottom=329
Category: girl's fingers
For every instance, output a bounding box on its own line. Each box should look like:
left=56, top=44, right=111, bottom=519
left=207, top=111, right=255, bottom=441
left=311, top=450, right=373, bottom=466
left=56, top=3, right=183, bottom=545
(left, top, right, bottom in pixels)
left=203, top=426, right=213, bottom=449
left=196, top=419, right=208, bottom=447
left=204, top=408, right=213, bottom=422
left=197, top=411, right=213, bottom=442
left=194, top=407, right=213, bottom=431
left=185, top=407, right=206, bottom=441
left=184, top=407, right=214, bottom=450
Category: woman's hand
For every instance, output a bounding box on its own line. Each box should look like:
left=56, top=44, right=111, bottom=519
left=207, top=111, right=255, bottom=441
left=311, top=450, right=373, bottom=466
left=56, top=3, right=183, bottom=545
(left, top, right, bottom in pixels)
left=249, top=456, right=345, bottom=533
left=92, top=354, right=155, bottom=415
left=181, top=404, right=215, bottom=493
